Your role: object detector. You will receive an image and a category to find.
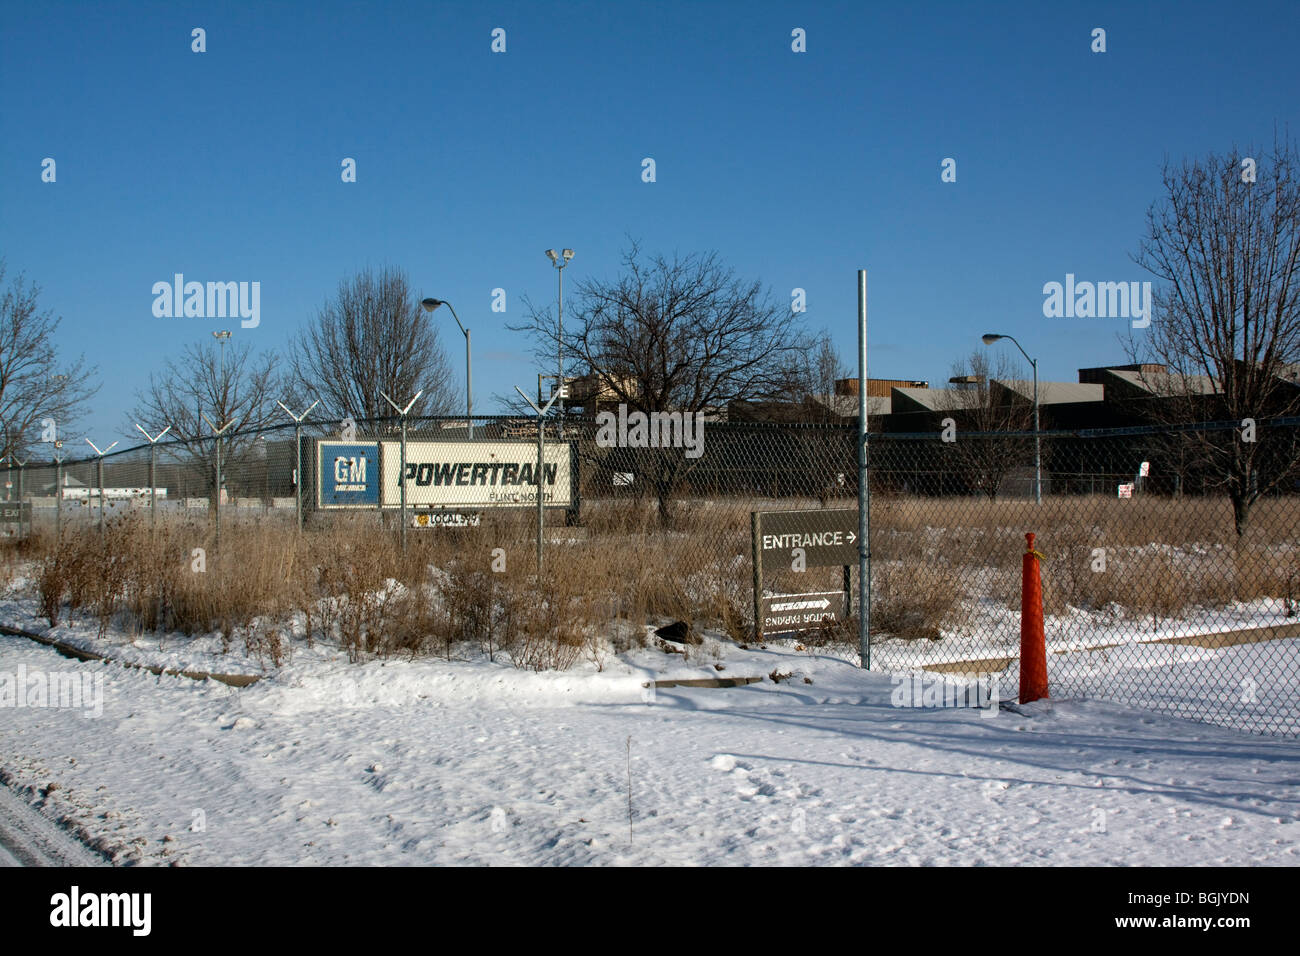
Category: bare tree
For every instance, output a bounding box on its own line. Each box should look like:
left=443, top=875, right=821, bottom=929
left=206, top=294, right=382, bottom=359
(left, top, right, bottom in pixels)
left=0, top=262, right=97, bottom=460
left=936, top=350, right=1032, bottom=499
left=1129, top=138, right=1300, bottom=534
left=290, top=266, right=455, bottom=422
left=516, top=242, right=810, bottom=520
left=792, top=333, right=850, bottom=421
left=521, top=242, right=807, bottom=413
left=127, top=339, right=282, bottom=506
left=786, top=333, right=855, bottom=504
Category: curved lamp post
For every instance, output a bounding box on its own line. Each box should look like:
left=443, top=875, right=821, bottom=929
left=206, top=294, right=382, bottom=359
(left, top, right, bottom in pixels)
left=421, top=298, right=471, bottom=440
left=982, top=332, right=1040, bottom=505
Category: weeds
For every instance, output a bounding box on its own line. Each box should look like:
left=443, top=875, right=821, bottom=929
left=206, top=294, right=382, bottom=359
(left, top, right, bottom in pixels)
left=8, top=491, right=1299, bottom=670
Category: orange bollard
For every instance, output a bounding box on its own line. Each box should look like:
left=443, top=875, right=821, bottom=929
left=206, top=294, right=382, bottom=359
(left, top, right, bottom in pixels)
left=1020, top=532, right=1049, bottom=703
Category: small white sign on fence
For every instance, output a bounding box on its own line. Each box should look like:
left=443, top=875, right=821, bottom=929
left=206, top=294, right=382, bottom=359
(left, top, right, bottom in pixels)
left=1117, top=483, right=1134, bottom=499
left=411, top=512, right=481, bottom=528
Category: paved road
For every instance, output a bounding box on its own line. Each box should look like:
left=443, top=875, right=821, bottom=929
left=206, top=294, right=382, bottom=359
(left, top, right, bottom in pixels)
left=0, top=783, right=103, bottom=867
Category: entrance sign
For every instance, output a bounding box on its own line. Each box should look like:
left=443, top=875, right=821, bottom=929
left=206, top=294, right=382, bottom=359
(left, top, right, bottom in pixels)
left=755, top=508, right=858, bottom=567
left=751, top=508, right=859, bottom=641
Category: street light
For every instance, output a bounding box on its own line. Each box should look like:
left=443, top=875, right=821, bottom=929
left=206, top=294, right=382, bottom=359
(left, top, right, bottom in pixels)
left=545, top=249, right=574, bottom=436
left=420, top=298, right=472, bottom=440
left=213, top=329, right=232, bottom=380
left=982, top=332, right=1040, bottom=505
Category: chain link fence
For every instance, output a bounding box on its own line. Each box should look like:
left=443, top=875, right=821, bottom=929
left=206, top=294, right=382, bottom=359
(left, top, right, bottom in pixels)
left=6, top=414, right=1298, bottom=736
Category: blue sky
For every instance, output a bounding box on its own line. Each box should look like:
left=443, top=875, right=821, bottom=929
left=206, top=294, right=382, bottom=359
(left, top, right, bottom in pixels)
left=3, top=0, right=1299, bottom=446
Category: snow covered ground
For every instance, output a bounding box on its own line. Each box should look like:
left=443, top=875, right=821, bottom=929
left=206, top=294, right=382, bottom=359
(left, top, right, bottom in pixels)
left=2, top=602, right=1298, bottom=865
left=0, top=780, right=105, bottom=867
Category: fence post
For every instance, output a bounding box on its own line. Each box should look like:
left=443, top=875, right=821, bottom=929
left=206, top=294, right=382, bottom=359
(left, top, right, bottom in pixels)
left=134, top=425, right=171, bottom=532
left=296, top=422, right=302, bottom=530
left=380, top=392, right=421, bottom=553
left=537, top=397, right=545, bottom=574
left=513, top=380, right=560, bottom=577
left=400, top=414, right=408, bottom=552
left=15, top=460, right=24, bottom=538
left=85, top=439, right=118, bottom=535
left=54, top=444, right=63, bottom=540
left=277, top=400, right=319, bottom=533
left=201, top=416, right=232, bottom=552
left=856, top=269, right=871, bottom=670
left=751, top=512, right=763, bottom=643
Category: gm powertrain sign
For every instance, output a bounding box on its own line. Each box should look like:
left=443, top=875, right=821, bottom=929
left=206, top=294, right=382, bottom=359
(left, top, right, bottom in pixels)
left=317, top=441, right=381, bottom=508
left=381, top=441, right=572, bottom=508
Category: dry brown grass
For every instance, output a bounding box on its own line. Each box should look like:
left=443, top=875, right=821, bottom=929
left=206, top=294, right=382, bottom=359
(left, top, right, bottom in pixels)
left=8, top=491, right=1297, bottom=668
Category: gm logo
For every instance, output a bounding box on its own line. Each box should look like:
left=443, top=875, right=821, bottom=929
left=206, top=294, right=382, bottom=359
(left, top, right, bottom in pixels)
left=319, top=441, right=380, bottom=508
left=333, top=455, right=367, bottom=490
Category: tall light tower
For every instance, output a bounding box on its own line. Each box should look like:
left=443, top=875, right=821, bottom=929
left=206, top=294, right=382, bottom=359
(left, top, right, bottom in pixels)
left=213, top=329, right=232, bottom=381
left=545, top=249, right=574, bottom=436
left=212, top=330, right=232, bottom=509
